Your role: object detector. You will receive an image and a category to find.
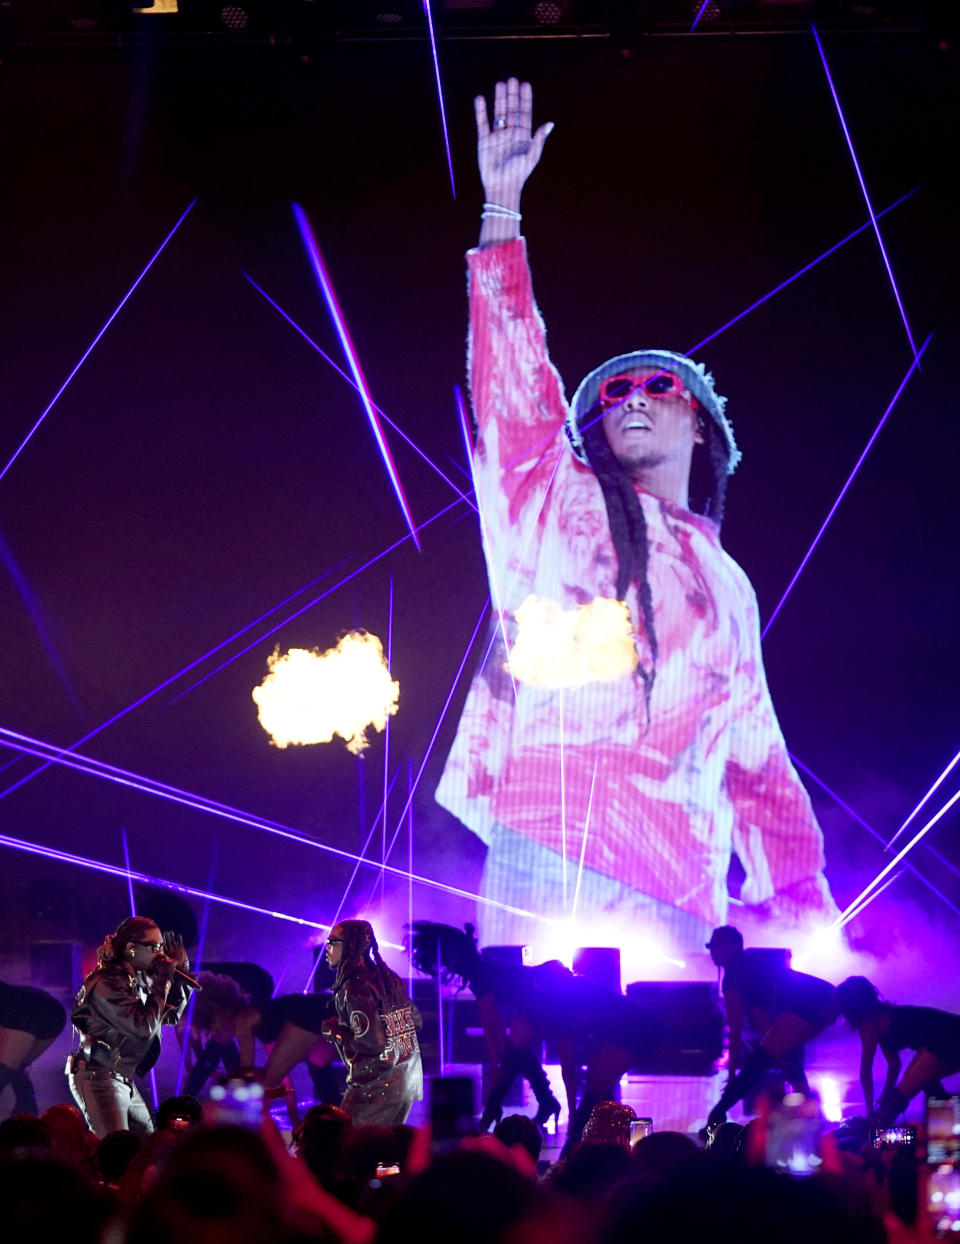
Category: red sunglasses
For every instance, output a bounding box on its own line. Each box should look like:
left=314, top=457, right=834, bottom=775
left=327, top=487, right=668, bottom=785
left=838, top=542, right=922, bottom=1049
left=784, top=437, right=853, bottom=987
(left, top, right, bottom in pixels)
left=598, top=372, right=696, bottom=409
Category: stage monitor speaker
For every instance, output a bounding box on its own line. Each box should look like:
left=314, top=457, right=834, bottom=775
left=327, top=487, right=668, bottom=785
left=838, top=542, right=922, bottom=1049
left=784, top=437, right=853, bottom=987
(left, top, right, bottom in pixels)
left=30, top=940, right=81, bottom=992
left=573, top=946, right=621, bottom=994
left=626, top=981, right=724, bottom=1075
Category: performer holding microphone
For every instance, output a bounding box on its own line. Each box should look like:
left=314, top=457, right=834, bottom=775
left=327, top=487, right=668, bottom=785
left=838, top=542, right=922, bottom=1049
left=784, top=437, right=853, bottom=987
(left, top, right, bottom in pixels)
left=67, top=915, right=197, bottom=1136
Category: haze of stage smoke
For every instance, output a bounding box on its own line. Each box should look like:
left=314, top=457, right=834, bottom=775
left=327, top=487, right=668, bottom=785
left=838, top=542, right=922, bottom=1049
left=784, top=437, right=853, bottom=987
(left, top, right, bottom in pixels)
left=253, top=633, right=399, bottom=755
left=508, top=595, right=639, bottom=689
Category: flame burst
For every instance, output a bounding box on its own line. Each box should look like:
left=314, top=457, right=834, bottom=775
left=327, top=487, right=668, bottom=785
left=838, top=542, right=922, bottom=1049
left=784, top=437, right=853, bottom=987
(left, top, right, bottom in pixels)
left=508, top=595, right=639, bottom=689
left=253, top=632, right=398, bottom=755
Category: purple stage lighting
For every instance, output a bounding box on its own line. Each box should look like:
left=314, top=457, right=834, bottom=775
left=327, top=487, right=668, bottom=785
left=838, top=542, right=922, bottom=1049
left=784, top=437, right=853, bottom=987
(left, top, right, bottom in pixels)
left=836, top=784, right=960, bottom=929
left=0, top=199, right=196, bottom=485
left=0, top=829, right=333, bottom=933
left=422, top=0, right=456, bottom=199
left=383, top=575, right=395, bottom=886
left=791, top=752, right=960, bottom=917
left=292, top=204, right=422, bottom=550
left=811, top=25, right=920, bottom=364
left=689, top=0, right=713, bottom=32
left=761, top=333, right=932, bottom=639
left=525, top=187, right=918, bottom=464
left=121, top=826, right=136, bottom=918
left=0, top=722, right=547, bottom=920
left=840, top=868, right=905, bottom=928
left=0, top=557, right=350, bottom=786
left=176, top=846, right=217, bottom=1093
left=369, top=598, right=490, bottom=891
left=161, top=495, right=464, bottom=710
left=683, top=187, right=918, bottom=363
left=0, top=529, right=81, bottom=713
left=886, top=744, right=960, bottom=852
left=243, top=273, right=475, bottom=510
left=301, top=768, right=401, bottom=992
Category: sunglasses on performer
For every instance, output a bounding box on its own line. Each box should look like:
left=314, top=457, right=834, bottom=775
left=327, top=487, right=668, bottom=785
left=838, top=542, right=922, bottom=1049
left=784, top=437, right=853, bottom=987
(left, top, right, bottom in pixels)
left=134, top=940, right=165, bottom=952
left=598, top=372, right=694, bottom=408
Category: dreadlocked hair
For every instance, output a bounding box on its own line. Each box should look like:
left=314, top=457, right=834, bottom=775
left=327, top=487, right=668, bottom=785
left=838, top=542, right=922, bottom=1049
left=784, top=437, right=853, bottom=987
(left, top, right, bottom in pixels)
left=578, top=403, right=730, bottom=713
left=580, top=413, right=659, bottom=709
left=405, top=922, right=480, bottom=989
left=333, top=920, right=407, bottom=1009
left=688, top=414, right=730, bottom=525
left=95, top=916, right=158, bottom=968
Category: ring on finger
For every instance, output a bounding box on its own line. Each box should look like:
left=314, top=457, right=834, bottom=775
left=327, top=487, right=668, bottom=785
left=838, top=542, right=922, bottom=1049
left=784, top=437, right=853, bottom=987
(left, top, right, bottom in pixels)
left=493, top=117, right=507, bottom=129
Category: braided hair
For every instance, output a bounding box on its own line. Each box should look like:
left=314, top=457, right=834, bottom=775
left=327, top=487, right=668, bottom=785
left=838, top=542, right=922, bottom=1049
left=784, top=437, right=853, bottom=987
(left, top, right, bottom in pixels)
left=333, top=919, right=407, bottom=1009
left=577, top=402, right=729, bottom=713
left=95, top=916, right=158, bottom=968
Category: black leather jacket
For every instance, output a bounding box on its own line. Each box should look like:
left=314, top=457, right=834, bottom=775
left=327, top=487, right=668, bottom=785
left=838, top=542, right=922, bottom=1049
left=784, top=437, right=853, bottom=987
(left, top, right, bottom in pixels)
left=334, top=964, right=422, bottom=1105
left=71, top=963, right=193, bottom=1079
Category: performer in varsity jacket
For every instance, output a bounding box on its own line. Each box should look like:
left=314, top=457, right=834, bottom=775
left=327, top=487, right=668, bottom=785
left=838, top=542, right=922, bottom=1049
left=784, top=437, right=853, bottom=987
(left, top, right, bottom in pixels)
left=321, top=919, right=422, bottom=1126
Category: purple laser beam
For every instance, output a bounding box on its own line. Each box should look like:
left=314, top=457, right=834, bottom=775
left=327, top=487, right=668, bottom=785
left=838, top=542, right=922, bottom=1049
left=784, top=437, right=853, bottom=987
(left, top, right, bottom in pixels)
left=689, top=0, right=712, bottom=32
left=0, top=557, right=350, bottom=786
left=301, top=767, right=402, bottom=993
left=0, top=199, right=196, bottom=485
left=0, top=829, right=333, bottom=932
left=552, top=185, right=920, bottom=452
left=242, top=273, right=475, bottom=510
left=422, top=0, right=456, bottom=199
left=161, top=496, right=463, bottom=710
left=382, top=574, right=395, bottom=897
left=0, top=528, right=82, bottom=713
left=408, top=756, right=414, bottom=997
left=681, top=187, right=918, bottom=365
left=0, top=500, right=459, bottom=803
left=368, top=598, right=490, bottom=897
left=835, top=784, right=960, bottom=928
left=790, top=753, right=960, bottom=917
left=811, top=26, right=920, bottom=364
left=761, top=332, right=932, bottom=639
left=886, top=743, right=960, bottom=851
left=0, top=722, right=547, bottom=919
left=840, top=868, right=906, bottom=928
left=121, top=826, right=136, bottom=917
left=292, top=204, right=421, bottom=550
left=176, top=845, right=217, bottom=1093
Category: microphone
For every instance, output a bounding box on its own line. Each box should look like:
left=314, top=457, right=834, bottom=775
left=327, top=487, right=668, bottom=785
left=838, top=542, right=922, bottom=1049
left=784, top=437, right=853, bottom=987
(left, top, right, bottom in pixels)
left=155, top=955, right=202, bottom=990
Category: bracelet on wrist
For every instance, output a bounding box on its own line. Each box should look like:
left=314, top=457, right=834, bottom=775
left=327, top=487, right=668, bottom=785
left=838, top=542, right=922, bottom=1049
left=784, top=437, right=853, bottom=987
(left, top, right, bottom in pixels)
left=482, top=201, right=522, bottom=221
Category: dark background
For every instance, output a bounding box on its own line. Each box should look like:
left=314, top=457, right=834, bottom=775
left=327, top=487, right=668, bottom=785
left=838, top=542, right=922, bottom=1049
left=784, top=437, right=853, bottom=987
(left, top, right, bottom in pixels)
left=1, top=14, right=957, bottom=995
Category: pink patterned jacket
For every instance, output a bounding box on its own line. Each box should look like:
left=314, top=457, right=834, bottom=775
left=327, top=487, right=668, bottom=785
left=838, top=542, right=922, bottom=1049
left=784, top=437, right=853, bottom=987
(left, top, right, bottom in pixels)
left=435, top=239, right=826, bottom=927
